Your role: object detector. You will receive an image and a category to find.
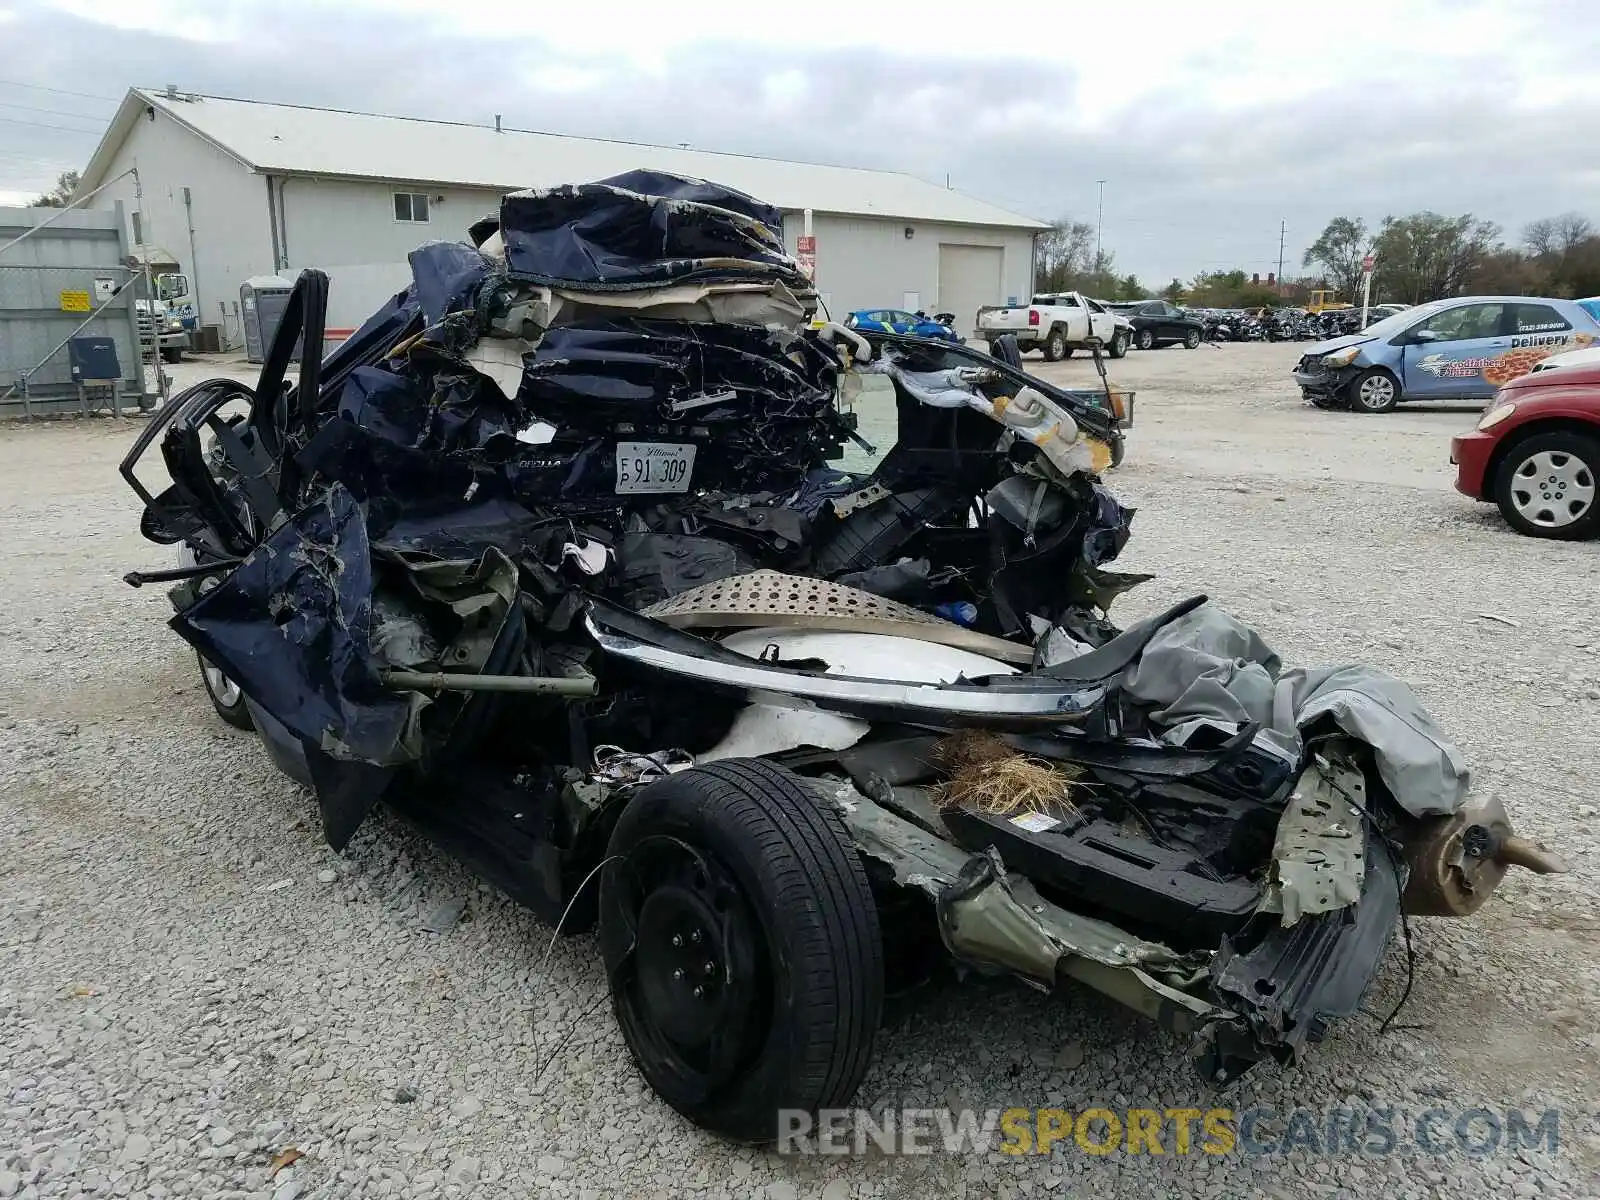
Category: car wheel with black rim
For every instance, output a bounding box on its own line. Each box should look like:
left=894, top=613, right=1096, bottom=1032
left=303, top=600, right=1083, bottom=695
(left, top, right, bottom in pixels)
left=1135, top=329, right=1155, bottom=351
left=1183, top=329, right=1201, bottom=349
left=198, top=651, right=253, bottom=730
left=1109, top=331, right=1129, bottom=359
left=599, top=758, right=883, bottom=1143
left=1348, top=369, right=1399, bottom=414
left=1493, top=430, right=1600, bottom=540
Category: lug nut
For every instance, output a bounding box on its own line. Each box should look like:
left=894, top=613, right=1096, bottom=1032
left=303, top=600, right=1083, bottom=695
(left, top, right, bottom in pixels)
left=672, top=968, right=684, bottom=980
left=703, top=961, right=715, bottom=976
left=692, top=986, right=704, bottom=998
left=690, top=929, right=702, bottom=944
left=671, top=934, right=682, bottom=947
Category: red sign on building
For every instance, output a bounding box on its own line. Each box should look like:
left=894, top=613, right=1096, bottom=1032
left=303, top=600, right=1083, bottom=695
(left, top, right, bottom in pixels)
left=796, top=234, right=816, bottom=280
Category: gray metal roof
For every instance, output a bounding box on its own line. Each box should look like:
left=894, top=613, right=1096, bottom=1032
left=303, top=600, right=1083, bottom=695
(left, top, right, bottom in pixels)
left=81, top=90, right=1047, bottom=232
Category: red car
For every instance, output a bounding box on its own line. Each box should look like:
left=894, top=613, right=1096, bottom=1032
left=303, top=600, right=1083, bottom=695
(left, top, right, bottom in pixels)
left=1451, top=362, right=1600, bottom=539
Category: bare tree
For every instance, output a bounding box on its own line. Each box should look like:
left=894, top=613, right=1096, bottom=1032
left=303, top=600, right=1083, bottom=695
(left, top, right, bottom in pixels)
left=1035, top=217, right=1095, bottom=292
left=1524, top=212, right=1594, bottom=259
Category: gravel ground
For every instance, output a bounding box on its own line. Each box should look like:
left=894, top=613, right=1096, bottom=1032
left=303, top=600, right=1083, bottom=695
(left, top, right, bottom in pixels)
left=1, top=342, right=1596, bottom=1199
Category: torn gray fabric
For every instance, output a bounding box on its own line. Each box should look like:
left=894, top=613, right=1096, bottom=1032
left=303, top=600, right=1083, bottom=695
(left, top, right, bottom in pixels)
left=1118, top=603, right=1469, bottom=817
left=1122, top=605, right=1285, bottom=732
left=1282, top=665, right=1470, bottom=816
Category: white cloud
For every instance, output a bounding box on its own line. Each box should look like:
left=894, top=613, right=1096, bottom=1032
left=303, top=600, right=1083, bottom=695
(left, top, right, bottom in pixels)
left=7, top=0, right=1598, bottom=283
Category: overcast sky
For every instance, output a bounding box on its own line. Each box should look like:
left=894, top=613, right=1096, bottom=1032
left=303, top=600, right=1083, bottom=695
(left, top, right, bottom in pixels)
left=4, top=0, right=1597, bottom=284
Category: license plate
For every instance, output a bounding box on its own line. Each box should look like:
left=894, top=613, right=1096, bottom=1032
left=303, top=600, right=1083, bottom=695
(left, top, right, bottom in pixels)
left=614, top=442, right=696, bottom=495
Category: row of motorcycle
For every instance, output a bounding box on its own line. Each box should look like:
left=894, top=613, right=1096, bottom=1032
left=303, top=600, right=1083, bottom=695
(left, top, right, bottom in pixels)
left=1196, top=308, right=1373, bottom=343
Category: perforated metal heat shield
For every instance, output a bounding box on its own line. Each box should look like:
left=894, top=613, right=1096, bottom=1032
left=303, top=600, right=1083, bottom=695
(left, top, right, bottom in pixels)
left=642, top=570, right=1034, bottom=665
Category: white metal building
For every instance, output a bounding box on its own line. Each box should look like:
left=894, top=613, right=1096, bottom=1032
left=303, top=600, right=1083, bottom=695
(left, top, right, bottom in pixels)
left=77, top=88, right=1045, bottom=340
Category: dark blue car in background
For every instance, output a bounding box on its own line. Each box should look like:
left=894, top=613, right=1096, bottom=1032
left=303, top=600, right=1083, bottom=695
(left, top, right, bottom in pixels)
left=845, top=308, right=962, bottom=343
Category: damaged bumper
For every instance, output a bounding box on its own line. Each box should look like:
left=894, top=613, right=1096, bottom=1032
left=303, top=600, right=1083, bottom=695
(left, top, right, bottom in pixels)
left=1292, top=362, right=1357, bottom=398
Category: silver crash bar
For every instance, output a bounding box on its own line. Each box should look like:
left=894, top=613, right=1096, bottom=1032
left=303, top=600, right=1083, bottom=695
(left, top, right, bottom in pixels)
left=584, top=615, right=1103, bottom=726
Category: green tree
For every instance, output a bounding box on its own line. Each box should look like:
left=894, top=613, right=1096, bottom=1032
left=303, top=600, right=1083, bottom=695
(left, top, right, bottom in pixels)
left=1372, top=212, right=1499, bottom=304
left=1302, top=217, right=1369, bottom=305
left=1183, top=270, right=1281, bottom=309
left=1113, top=273, right=1147, bottom=301
left=1161, top=278, right=1184, bottom=302
left=29, top=169, right=80, bottom=208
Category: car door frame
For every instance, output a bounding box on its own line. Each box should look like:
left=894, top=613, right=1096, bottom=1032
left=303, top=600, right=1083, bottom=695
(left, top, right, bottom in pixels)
left=1137, top=301, right=1165, bottom=341
left=1395, top=301, right=1516, bottom=400
left=1155, top=301, right=1182, bottom=342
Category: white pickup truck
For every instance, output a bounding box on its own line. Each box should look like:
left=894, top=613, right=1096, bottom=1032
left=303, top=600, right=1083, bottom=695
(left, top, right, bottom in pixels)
left=975, top=292, right=1129, bottom=361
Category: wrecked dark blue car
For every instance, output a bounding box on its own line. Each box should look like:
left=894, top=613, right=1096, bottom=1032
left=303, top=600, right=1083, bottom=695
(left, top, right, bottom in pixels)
left=120, top=171, right=1562, bottom=1144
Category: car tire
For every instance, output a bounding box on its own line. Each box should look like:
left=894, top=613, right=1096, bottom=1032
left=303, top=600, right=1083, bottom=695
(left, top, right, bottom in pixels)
left=1347, top=369, right=1400, bottom=414
left=161, top=347, right=183, bottom=363
left=1135, top=329, right=1155, bottom=351
left=599, top=758, right=883, bottom=1143
left=1493, top=430, right=1600, bottom=540
left=1183, top=329, right=1201, bottom=349
left=1043, top=327, right=1066, bottom=362
left=1108, top=332, right=1129, bottom=359
left=198, top=651, right=253, bottom=730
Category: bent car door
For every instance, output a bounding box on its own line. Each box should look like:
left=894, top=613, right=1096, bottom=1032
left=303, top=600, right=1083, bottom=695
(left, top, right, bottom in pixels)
left=1398, top=301, right=1513, bottom=400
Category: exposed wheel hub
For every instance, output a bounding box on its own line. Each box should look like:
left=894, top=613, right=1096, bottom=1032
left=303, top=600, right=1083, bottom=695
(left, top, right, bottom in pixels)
left=610, top=836, right=764, bottom=1096
left=634, top=884, right=730, bottom=1048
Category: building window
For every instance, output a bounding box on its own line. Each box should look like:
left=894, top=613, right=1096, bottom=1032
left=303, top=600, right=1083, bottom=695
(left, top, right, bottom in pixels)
left=393, top=192, right=430, bottom=223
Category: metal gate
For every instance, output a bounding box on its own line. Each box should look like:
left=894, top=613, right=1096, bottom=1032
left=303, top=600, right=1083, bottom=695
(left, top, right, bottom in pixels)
left=0, top=202, right=148, bottom=417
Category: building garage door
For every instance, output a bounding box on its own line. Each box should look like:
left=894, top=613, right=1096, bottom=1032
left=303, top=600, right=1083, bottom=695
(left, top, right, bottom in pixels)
left=937, top=244, right=1004, bottom=337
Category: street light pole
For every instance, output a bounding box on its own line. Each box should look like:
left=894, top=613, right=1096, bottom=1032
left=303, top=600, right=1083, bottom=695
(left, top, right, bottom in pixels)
left=1094, top=180, right=1106, bottom=273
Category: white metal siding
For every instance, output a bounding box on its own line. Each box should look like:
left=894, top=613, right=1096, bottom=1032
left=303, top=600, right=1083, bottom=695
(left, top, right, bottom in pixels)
left=276, top=177, right=505, bottom=330
left=936, top=244, right=1005, bottom=337
left=90, top=109, right=275, bottom=350
left=782, top=214, right=1031, bottom=327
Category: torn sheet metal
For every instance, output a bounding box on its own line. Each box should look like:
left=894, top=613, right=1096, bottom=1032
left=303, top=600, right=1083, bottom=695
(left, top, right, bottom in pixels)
left=171, top=483, right=418, bottom=766
left=821, top=777, right=1214, bottom=1029
left=495, top=171, right=808, bottom=293
left=821, top=777, right=1189, bottom=973
left=1260, top=747, right=1368, bottom=926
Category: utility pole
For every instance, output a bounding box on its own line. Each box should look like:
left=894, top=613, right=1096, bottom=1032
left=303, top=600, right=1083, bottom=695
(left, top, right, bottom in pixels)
left=1095, top=180, right=1106, bottom=273
left=1277, top=220, right=1286, bottom=293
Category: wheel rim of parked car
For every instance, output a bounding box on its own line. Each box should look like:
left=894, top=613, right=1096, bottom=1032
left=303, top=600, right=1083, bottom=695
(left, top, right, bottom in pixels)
left=1356, top=375, right=1396, bottom=410
left=1137, top=330, right=1154, bottom=350
left=201, top=659, right=242, bottom=708
left=1508, top=449, right=1596, bottom=528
